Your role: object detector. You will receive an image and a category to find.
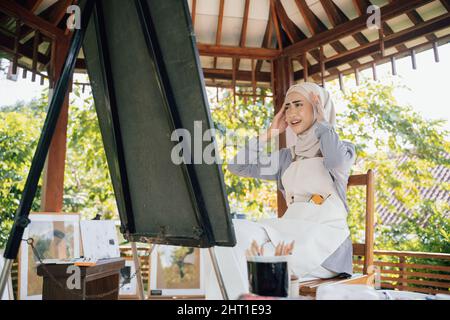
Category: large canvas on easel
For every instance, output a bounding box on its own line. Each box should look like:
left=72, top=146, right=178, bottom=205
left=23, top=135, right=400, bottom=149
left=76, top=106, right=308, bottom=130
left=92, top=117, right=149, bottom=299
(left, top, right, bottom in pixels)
left=82, top=0, right=235, bottom=248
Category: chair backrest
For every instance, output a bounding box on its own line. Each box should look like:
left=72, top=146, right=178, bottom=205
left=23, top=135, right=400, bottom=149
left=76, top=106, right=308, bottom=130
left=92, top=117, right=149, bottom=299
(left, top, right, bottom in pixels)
left=347, top=169, right=375, bottom=274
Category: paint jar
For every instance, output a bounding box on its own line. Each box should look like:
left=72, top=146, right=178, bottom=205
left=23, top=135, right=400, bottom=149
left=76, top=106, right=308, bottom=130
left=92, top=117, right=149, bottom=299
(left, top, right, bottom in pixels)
left=247, top=256, right=290, bottom=297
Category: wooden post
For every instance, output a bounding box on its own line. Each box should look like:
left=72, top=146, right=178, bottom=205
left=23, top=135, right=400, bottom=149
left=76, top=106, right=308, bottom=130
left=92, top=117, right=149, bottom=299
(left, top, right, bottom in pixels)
left=302, top=53, right=308, bottom=82
left=32, top=30, right=40, bottom=82
left=251, top=59, right=256, bottom=104
left=399, top=256, right=407, bottom=288
left=372, top=62, right=377, bottom=81
left=432, top=42, right=440, bottom=63
left=354, top=68, right=360, bottom=86
left=12, top=18, right=20, bottom=75
left=338, top=73, right=344, bottom=92
left=319, top=46, right=325, bottom=87
left=364, top=169, right=375, bottom=275
left=378, top=25, right=385, bottom=58
left=411, top=49, right=417, bottom=70
left=40, top=38, right=70, bottom=212
left=391, top=56, right=397, bottom=75
left=272, top=56, right=293, bottom=218
left=232, top=57, right=237, bottom=105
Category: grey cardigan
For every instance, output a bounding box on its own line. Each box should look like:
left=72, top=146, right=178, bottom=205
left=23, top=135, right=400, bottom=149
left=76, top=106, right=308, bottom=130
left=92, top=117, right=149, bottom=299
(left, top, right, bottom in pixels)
left=227, top=121, right=357, bottom=276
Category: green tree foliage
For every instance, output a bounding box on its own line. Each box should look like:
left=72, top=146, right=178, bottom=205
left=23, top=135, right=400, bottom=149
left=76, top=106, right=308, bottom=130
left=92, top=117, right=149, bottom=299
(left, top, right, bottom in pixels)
left=63, top=90, right=117, bottom=219
left=0, top=96, right=47, bottom=246
left=330, top=79, right=449, bottom=253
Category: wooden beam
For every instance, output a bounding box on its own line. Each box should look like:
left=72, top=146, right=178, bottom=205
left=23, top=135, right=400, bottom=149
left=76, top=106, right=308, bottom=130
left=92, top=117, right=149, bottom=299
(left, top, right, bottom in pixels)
left=256, top=13, right=274, bottom=73
left=232, top=58, right=237, bottom=104
left=235, top=0, right=250, bottom=70
left=283, top=0, right=435, bottom=57
left=440, top=0, right=450, bottom=12
left=295, top=0, right=361, bottom=72
left=270, top=0, right=283, bottom=49
left=320, top=0, right=345, bottom=25
left=20, top=0, right=75, bottom=46
left=371, top=62, right=377, bottom=81
left=324, top=0, right=393, bottom=63
left=355, top=0, right=408, bottom=52
left=0, top=31, right=49, bottom=66
left=354, top=68, right=360, bottom=85
left=197, top=44, right=279, bottom=59
left=390, top=56, right=397, bottom=75
left=203, top=67, right=271, bottom=82
left=302, top=53, right=308, bottom=82
left=433, top=41, right=440, bottom=62
left=46, top=0, right=73, bottom=25
left=191, top=0, right=197, bottom=28
left=294, top=0, right=322, bottom=35
left=41, top=39, right=70, bottom=212
left=319, top=46, right=325, bottom=87
left=251, top=59, right=256, bottom=103
left=0, top=0, right=67, bottom=40
left=12, top=18, right=20, bottom=75
left=32, top=30, right=39, bottom=81
left=410, top=49, right=417, bottom=70
left=320, top=34, right=450, bottom=82
left=292, top=15, right=450, bottom=80
left=321, top=13, right=450, bottom=68
left=387, top=0, right=437, bottom=44
left=213, top=0, right=225, bottom=69
left=240, top=0, right=250, bottom=47
left=274, top=0, right=306, bottom=43
left=24, top=0, right=45, bottom=12
left=272, top=56, right=292, bottom=218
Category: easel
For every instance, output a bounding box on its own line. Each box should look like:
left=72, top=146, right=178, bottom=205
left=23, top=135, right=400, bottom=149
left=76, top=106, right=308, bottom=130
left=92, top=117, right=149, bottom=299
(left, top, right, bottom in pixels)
left=0, top=0, right=229, bottom=301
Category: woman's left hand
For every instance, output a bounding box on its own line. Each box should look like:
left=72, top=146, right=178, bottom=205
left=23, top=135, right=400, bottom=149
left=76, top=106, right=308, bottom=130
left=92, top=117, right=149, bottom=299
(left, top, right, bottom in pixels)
left=310, top=93, right=325, bottom=123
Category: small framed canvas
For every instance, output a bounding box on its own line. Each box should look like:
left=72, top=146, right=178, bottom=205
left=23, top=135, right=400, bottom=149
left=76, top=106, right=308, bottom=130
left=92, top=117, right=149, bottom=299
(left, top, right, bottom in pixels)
left=19, top=213, right=81, bottom=300
left=149, top=245, right=204, bottom=297
left=80, top=220, right=120, bottom=260
left=0, top=249, right=14, bottom=300
left=119, top=258, right=139, bottom=299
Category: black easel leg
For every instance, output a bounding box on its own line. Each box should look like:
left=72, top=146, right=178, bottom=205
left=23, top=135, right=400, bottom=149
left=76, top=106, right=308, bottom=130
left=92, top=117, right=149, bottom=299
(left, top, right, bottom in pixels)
left=0, top=0, right=95, bottom=298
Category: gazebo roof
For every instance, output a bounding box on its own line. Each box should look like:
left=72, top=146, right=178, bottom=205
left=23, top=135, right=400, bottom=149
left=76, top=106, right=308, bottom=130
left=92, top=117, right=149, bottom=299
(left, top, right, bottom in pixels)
left=0, top=0, right=449, bottom=88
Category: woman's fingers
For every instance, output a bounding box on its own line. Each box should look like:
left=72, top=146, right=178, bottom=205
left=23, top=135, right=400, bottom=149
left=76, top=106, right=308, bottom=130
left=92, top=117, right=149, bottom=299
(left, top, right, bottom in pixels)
left=310, top=93, right=325, bottom=122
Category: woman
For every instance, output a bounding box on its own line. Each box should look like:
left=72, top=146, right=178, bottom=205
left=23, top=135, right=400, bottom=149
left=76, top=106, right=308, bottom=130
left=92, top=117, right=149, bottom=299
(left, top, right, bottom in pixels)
left=205, top=82, right=356, bottom=299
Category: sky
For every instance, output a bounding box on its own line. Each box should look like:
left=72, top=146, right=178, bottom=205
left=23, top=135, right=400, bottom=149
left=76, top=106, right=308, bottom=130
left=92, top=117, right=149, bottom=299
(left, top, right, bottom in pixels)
left=1, top=43, right=449, bottom=131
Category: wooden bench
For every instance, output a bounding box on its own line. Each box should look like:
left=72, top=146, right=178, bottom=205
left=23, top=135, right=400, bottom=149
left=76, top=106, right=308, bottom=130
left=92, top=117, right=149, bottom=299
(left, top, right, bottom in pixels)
left=299, top=169, right=376, bottom=298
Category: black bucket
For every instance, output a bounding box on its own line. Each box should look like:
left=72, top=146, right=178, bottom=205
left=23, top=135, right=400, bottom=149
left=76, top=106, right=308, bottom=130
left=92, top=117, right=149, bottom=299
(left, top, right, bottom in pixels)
left=247, top=256, right=290, bottom=297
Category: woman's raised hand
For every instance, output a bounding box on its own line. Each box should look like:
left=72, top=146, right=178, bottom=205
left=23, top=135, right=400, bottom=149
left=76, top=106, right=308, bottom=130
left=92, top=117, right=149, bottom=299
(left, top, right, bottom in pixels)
left=310, top=93, right=325, bottom=123
left=267, top=105, right=288, bottom=139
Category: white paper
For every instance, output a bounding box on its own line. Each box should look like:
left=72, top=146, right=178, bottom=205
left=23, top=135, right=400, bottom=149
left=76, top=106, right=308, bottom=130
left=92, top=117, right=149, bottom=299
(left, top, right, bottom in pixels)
left=80, top=220, right=120, bottom=260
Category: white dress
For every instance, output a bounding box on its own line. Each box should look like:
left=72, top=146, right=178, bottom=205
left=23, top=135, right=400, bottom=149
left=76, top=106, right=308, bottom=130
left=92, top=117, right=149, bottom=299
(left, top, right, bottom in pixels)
left=204, top=156, right=350, bottom=300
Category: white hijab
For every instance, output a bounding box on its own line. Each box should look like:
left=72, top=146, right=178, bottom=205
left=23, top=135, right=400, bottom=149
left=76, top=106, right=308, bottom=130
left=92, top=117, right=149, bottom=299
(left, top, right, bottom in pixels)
left=285, top=82, right=336, bottom=159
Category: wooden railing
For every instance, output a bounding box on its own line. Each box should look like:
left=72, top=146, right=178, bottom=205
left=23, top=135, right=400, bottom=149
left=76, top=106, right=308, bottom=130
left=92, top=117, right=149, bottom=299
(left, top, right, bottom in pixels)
left=354, top=250, right=450, bottom=295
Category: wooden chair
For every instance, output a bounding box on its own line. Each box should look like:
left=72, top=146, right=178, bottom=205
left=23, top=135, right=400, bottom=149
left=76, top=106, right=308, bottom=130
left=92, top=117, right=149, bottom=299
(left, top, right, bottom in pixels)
left=299, top=169, right=375, bottom=297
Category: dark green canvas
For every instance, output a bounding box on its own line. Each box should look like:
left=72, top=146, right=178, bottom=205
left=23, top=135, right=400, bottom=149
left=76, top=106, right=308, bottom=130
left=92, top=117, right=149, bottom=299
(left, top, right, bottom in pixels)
left=83, top=0, right=236, bottom=248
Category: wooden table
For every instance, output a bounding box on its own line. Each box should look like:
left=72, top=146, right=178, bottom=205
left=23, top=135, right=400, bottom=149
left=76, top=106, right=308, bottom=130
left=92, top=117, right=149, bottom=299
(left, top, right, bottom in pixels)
left=37, top=258, right=125, bottom=300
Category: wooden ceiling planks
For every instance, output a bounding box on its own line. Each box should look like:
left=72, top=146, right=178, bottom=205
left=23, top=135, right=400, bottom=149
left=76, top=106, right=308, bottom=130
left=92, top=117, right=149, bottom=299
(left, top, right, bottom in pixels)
left=294, top=13, right=450, bottom=81
left=0, top=0, right=449, bottom=87
left=0, top=0, right=65, bottom=40
left=283, top=0, right=435, bottom=57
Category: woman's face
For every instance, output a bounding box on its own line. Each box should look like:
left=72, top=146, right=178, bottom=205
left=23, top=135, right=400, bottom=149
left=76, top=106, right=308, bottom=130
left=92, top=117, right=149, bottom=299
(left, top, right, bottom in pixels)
left=284, top=91, right=315, bottom=135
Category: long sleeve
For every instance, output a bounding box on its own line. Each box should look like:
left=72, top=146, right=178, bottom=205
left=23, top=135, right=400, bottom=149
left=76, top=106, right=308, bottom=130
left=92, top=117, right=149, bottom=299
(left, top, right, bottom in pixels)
left=314, top=121, right=356, bottom=172
left=227, top=136, right=282, bottom=181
